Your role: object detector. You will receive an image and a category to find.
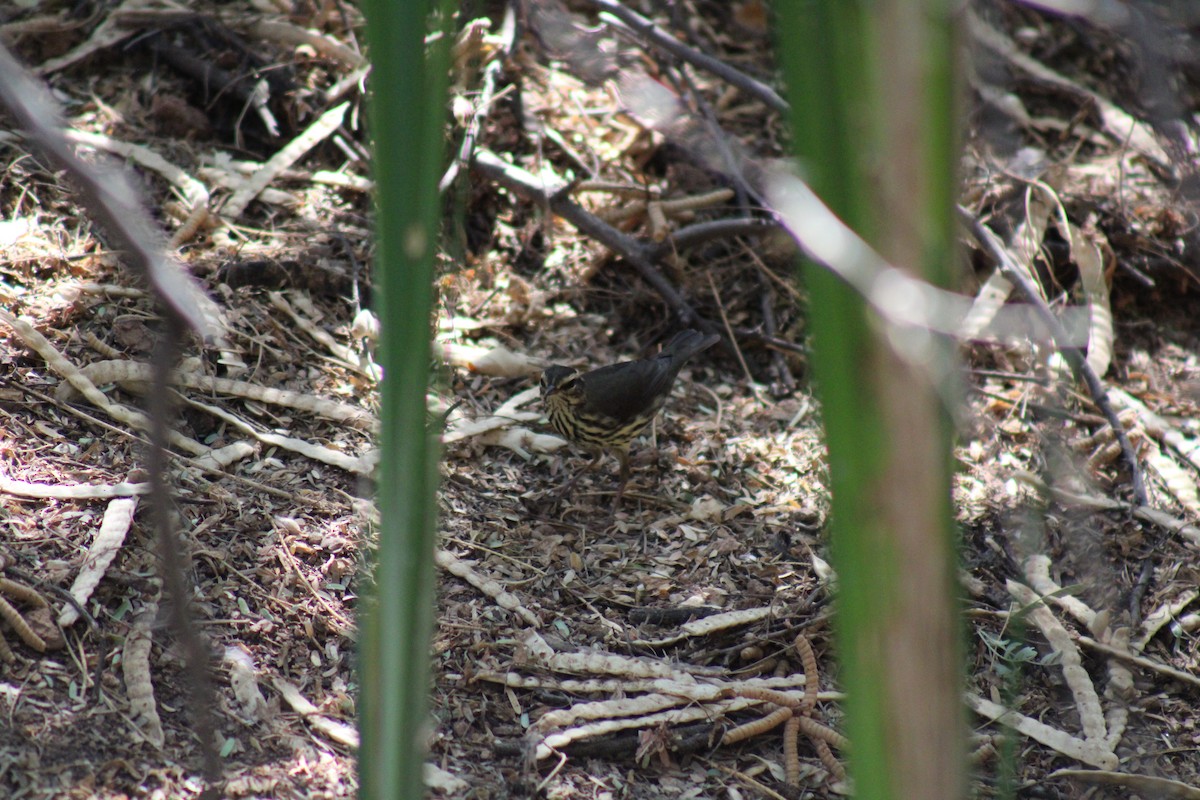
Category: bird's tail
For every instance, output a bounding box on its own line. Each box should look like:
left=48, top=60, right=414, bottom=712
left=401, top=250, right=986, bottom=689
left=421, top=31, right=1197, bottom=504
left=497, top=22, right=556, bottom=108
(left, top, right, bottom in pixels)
left=660, top=329, right=721, bottom=364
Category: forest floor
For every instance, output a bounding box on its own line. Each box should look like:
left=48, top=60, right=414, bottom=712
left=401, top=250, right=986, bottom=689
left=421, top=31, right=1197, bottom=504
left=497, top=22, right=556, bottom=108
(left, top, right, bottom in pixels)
left=1, top=1, right=1200, bottom=798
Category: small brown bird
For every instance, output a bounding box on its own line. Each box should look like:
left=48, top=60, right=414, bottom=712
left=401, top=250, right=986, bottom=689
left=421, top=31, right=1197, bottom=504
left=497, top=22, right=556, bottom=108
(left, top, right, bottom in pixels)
left=541, top=329, right=720, bottom=511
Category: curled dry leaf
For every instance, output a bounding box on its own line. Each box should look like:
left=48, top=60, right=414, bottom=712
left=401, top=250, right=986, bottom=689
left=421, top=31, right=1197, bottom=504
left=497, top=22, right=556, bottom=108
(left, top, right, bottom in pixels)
left=1102, top=626, right=1133, bottom=752
left=967, top=693, right=1117, bottom=770
left=224, top=645, right=270, bottom=725
left=434, top=549, right=541, bottom=628
left=1022, top=554, right=1097, bottom=629
left=272, top=677, right=359, bottom=749
left=60, top=496, right=137, bottom=627
left=1144, top=446, right=1200, bottom=518
left=1048, top=768, right=1200, bottom=799
left=631, top=606, right=773, bottom=648
left=1008, top=580, right=1108, bottom=744
left=438, top=341, right=545, bottom=377
left=1054, top=214, right=1113, bottom=378
left=56, top=359, right=376, bottom=431
left=124, top=603, right=165, bottom=748
left=476, top=427, right=566, bottom=459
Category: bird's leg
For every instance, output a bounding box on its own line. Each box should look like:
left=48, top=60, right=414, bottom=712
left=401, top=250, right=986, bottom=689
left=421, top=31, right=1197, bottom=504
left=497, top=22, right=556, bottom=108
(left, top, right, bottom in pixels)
left=611, top=447, right=631, bottom=514
left=553, top=448, right=603, bottom=501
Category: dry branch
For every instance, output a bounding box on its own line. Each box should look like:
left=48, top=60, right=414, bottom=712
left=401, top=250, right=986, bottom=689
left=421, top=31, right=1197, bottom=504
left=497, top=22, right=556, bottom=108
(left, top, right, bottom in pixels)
left=471, top=150, right=719, bottom=336
left=581, top=0, right=787, bottom=113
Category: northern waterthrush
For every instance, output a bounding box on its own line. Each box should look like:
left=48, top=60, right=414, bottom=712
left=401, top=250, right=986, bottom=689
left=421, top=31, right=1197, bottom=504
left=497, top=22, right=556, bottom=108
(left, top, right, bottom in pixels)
left=540, top=329, right=720, bottom=510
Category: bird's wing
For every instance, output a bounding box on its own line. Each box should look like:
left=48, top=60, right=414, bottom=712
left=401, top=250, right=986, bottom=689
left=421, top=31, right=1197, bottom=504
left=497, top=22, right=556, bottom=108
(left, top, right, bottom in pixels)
left=580, top=354, right=679, bottom=423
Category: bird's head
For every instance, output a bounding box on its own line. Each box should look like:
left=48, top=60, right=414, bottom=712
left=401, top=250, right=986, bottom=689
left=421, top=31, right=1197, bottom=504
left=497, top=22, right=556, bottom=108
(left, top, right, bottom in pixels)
left=541, top=365, right=583, bottom=403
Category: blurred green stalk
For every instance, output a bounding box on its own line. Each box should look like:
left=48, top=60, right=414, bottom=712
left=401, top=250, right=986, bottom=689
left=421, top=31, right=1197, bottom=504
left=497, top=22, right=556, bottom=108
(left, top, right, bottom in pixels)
left=358, top=1, right=451, bottom=798
left=776, top=1, right=966, bottom=798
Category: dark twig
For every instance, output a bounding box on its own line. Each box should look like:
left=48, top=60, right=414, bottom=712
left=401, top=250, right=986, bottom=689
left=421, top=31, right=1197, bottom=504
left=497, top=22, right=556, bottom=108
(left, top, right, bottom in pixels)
left=582, top=0, right=788, bottom=113
left=147, top=321, right=223, bottom=797
left=760, top=276, right=796, bottom=396
left=705, top=271, right=754, bottom=388
left=649, top=218, right=778, bottom=259
left=143, top=32, right=279, bottom=138
left=472, top=149, right=720, bottom=337
left=960, top=207, right=1148, bottom=506
left=1128, top=555, right=1155, bottom=625
left=732, top=330, right=806, bottom=355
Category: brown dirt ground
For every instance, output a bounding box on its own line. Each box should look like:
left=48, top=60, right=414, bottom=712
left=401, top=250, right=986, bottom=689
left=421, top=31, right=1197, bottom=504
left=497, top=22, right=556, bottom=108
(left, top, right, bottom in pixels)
left=1, top=1, right=1199, bottom=798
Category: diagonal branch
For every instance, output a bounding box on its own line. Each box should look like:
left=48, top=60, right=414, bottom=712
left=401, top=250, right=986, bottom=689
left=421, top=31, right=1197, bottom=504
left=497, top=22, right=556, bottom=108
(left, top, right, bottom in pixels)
left=471, top=149, right=720, bottom=336
left=581, top=0, right=788, bottom=114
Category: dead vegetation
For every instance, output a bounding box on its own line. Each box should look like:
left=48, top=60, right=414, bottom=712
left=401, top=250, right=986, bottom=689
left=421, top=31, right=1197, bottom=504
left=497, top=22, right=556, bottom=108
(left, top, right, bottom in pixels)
left=0, top=0, right=1199, bottom=798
